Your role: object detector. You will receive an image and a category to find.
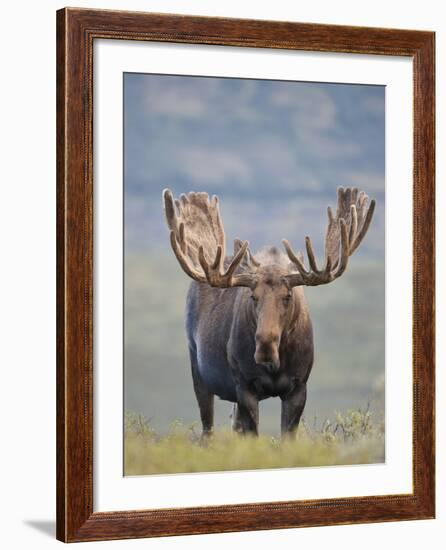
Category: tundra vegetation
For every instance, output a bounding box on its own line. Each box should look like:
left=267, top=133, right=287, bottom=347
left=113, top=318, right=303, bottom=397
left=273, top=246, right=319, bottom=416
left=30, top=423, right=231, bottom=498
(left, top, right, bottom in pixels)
left=124, top=407, right=384, bottom=475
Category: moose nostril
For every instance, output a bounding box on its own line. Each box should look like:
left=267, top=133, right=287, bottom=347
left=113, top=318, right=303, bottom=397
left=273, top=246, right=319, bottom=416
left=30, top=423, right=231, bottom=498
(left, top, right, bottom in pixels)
left=256, top=359, right=281, bottom=371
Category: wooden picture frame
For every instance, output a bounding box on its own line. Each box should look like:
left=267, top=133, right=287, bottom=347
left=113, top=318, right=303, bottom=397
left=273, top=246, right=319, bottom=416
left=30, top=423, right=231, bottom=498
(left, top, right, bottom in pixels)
left=56, top=7, right=435, bottom=542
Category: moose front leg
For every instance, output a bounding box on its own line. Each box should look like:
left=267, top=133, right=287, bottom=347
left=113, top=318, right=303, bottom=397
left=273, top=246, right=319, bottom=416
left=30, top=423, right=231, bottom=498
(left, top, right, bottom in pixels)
left=281, top=382, right=307, bottom=437
left=190, top=349, right=214, bottom=439
left=235, top=386, right=259, bottom=436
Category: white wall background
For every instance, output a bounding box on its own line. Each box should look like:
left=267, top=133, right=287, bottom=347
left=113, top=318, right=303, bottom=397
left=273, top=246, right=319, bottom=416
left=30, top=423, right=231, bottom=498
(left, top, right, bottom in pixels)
left=0, top=0, right=443, bottom=548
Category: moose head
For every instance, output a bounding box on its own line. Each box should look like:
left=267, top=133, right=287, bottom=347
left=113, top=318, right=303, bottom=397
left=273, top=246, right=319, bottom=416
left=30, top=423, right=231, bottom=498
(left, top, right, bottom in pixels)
left=163, top=188, right=375, bottom=373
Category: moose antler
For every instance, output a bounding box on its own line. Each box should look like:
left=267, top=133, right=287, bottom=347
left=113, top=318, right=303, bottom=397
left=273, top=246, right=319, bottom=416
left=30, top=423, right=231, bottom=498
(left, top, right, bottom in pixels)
left=163, top=189, right=256, bottom=288
left=283, top=187, right=375, bottom=287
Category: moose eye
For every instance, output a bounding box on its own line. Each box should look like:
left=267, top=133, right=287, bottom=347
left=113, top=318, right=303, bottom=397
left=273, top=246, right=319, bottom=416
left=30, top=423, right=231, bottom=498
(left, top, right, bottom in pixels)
left=251, top=295, right=258, bottom=303
left=283, top=294, right=292, bottom=306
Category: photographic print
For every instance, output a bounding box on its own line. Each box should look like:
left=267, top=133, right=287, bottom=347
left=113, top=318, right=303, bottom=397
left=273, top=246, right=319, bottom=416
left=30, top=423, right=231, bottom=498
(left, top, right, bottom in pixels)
left=123, top=73, right=385, bottom=476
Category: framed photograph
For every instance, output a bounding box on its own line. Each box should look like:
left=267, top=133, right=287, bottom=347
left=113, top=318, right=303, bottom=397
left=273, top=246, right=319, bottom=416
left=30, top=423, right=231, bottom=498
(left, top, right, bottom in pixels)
left=56, top=8, right=435, bottom=542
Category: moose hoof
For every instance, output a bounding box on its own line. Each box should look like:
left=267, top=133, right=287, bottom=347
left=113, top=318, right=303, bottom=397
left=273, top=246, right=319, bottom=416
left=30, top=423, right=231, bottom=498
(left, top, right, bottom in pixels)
left=199, top=430, right=213, bottom=446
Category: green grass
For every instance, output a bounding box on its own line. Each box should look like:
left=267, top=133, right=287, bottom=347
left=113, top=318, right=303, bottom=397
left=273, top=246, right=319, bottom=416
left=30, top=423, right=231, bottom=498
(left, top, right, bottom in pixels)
left=124, top=407, right=385, bottom=476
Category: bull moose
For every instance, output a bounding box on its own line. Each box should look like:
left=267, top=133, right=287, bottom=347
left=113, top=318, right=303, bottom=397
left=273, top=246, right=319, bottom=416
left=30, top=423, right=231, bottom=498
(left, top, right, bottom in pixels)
left=163, top=188, right=375, bottom=437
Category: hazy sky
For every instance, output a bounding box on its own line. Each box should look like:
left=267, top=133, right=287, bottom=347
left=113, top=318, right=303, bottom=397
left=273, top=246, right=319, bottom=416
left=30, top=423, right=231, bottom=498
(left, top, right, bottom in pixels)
left=124, top=73, right=385, bottom=256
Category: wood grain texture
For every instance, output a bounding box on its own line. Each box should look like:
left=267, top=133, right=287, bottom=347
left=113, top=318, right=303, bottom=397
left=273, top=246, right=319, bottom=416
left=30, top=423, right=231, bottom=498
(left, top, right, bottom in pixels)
left=56, top=7, right=435, bottom=542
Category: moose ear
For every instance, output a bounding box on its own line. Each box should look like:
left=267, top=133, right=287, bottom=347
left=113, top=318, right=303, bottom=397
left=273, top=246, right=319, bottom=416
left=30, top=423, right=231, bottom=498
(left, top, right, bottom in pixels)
left=233, top=239, right=260, bottom=270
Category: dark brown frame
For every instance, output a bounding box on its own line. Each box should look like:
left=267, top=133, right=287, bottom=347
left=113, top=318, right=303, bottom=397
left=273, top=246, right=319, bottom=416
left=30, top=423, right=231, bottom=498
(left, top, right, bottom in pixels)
left=56, top=7, right=435, bottom=542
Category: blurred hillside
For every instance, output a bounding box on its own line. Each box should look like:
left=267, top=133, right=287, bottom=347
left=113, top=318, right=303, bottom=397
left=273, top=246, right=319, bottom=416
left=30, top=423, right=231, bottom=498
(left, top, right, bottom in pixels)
left=124, top=252, right=385, bottom=435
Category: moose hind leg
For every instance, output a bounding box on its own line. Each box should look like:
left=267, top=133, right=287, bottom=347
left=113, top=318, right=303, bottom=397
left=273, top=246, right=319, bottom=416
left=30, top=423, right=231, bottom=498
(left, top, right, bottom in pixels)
left=281, top=383, right=307, bottom=437
left=231, top=403, right=243, bottom=433
left=190, top=351, right=214, bottom=438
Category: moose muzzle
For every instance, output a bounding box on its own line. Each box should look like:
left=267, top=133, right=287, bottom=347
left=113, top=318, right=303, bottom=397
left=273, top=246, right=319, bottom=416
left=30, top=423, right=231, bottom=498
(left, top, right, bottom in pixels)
left=254, top=333, right=281, bottom=371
